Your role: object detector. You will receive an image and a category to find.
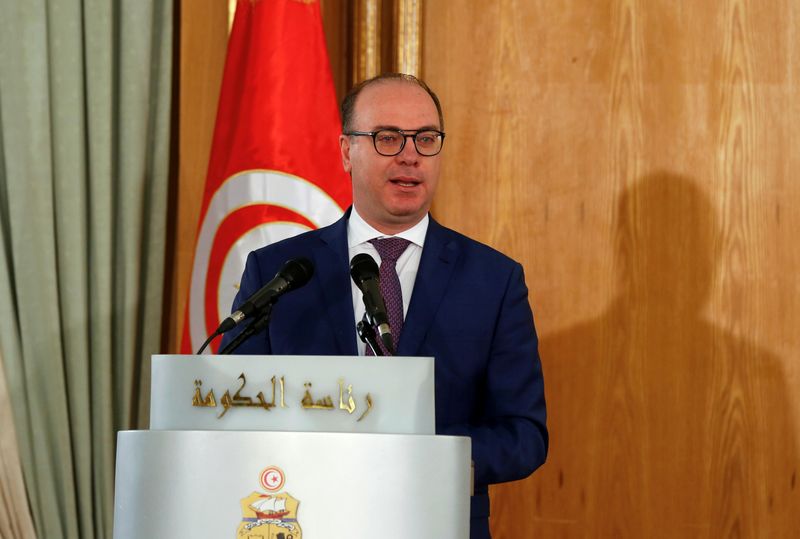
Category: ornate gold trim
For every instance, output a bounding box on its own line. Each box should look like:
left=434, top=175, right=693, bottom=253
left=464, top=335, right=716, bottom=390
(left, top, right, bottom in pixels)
left=394, top=0, right=422, bottom=76
left=353, top=0, right=382, bottom=83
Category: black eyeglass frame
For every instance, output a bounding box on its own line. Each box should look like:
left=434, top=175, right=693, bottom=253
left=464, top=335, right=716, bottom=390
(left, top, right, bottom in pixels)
left=344, top=129, right=446, bottom=156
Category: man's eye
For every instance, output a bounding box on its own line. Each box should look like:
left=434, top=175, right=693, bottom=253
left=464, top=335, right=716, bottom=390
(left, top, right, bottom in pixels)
left=377, top=133, right=400, bottom=143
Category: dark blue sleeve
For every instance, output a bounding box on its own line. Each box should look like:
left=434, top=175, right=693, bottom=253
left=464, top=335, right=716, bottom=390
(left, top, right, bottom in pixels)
left=439, top=263, right=548, bottom=486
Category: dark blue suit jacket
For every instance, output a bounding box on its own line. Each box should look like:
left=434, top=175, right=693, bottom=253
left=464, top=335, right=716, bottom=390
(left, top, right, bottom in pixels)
left=221, top=211, right=548, bottom=538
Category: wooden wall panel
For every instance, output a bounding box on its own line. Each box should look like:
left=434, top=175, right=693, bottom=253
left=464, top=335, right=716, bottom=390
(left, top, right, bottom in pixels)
left=320, top=0, right=351, bottom=101
left=424, top=1, right=799, bottom=537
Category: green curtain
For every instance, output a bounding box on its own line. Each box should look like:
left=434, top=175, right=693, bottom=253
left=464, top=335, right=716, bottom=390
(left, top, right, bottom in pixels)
left=0, top=0, right=172, bottom=537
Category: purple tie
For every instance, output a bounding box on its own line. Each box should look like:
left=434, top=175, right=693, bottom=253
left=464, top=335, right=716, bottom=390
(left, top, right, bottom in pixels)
left=366, top=237, right=411, bottom=356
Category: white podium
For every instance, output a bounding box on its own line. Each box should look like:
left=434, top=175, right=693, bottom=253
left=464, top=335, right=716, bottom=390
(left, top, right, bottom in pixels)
left=112, top=355, right=471, bottom=539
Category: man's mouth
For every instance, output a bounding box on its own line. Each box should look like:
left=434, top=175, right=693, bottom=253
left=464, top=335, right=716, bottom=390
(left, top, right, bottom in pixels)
left=390, top=177, right=421, bottom=187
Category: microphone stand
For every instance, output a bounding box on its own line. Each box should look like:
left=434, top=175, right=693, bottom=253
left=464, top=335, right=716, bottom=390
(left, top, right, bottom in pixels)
left=219, top=303, right=274, bottom=355
left=357, top=313, right=385, bottom=356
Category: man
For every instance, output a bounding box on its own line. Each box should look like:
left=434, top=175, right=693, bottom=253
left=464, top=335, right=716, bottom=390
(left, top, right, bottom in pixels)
left=221, top=73, right=548, bottom=538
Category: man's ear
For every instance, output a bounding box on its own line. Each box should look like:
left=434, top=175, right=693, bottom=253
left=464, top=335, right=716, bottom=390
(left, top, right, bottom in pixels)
left=339, top=134, right=352, bottom=173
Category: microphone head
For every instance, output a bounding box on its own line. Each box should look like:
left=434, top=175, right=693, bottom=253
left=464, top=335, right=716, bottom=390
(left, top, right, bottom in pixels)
left=279, top=257, right=314, bottom=289
left=350, top=253, right=379, bottom=290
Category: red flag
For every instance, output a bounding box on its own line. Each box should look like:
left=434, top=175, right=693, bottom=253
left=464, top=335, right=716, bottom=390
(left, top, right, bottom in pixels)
left=182, top=0, right=351, bottom=354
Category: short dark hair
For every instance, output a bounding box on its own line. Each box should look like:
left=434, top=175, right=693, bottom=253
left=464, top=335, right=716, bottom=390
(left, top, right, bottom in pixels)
left=340, top=73, right=445, bottom=133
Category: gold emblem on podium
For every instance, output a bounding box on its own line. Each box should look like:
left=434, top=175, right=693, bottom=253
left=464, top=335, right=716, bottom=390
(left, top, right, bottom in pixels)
left=237, top=466, right=302, bottom=538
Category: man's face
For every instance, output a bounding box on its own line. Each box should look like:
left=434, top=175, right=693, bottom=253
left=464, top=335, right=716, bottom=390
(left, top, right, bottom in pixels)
left=339, top=81, right=442, bottom=234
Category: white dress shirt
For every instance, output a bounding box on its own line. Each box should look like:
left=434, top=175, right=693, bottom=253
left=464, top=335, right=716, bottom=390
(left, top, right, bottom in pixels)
left=347, top=206, right=428, bottom=355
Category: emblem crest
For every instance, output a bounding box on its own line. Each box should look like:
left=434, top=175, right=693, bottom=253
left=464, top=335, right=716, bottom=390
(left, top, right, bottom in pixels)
left=237, top=466, right=302, bottom=538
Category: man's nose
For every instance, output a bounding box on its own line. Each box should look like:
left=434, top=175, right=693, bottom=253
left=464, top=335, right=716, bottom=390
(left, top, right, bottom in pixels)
left=395, top=135, right=420, bottom=165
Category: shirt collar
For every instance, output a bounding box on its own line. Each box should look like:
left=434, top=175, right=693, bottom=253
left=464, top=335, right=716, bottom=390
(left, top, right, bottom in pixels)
left=347, top=205, right=428, bottom=248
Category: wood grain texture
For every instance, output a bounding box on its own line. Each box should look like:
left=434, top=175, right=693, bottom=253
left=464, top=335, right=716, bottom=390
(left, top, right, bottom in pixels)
left=424, top=0, right=800, bottom=537
left=320, top=0, right=351, bottom=101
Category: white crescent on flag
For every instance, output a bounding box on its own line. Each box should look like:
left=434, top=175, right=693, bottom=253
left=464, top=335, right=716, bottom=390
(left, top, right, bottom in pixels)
left=188, top=170, right=343, bottom=353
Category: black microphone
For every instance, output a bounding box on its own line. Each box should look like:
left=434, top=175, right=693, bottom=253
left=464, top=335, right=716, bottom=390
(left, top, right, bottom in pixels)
left=350, top=253, right=394, bottom=354
left=216, top=257, right=314, bottom=335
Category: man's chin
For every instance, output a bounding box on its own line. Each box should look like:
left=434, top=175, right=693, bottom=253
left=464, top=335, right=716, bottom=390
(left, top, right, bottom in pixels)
left=363, top=208, right=425, bottom=233
left=387, top=206, right=427, bottom=222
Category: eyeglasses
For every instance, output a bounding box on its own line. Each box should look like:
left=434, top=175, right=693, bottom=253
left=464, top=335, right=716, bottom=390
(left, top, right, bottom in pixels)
left=345, top=129, right=446, bottom=156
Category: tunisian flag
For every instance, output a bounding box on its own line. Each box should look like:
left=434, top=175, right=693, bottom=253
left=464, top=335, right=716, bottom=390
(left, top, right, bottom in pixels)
left=181, top=0, right=351, bottom=354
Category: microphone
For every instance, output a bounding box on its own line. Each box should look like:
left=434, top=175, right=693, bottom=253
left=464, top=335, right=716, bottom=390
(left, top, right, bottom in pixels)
left=350, top=253, right=394, bottom=354
left=216, top=257, right=314, bottom=335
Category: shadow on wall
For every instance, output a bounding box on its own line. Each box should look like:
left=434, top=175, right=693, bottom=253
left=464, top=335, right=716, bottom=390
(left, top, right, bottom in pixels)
left=511, top=172, right=799, bottom=537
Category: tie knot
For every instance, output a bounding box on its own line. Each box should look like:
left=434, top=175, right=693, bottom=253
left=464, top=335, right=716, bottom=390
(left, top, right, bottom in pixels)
left=369, top=237, right=411, bottom=265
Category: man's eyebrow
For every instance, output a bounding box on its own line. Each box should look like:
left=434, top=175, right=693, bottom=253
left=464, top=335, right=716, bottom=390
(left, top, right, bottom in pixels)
left=372, top=124, right=441, bottom=132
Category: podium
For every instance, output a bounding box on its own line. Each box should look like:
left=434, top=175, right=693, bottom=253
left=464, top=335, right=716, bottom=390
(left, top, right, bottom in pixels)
left=112, top=355, right=471, bottom=538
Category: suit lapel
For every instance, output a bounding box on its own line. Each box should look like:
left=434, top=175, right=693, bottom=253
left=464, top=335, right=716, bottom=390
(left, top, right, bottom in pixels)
left=316, top=212, right=358, bottom=355
left=397, top=218, right=460, bottom=356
